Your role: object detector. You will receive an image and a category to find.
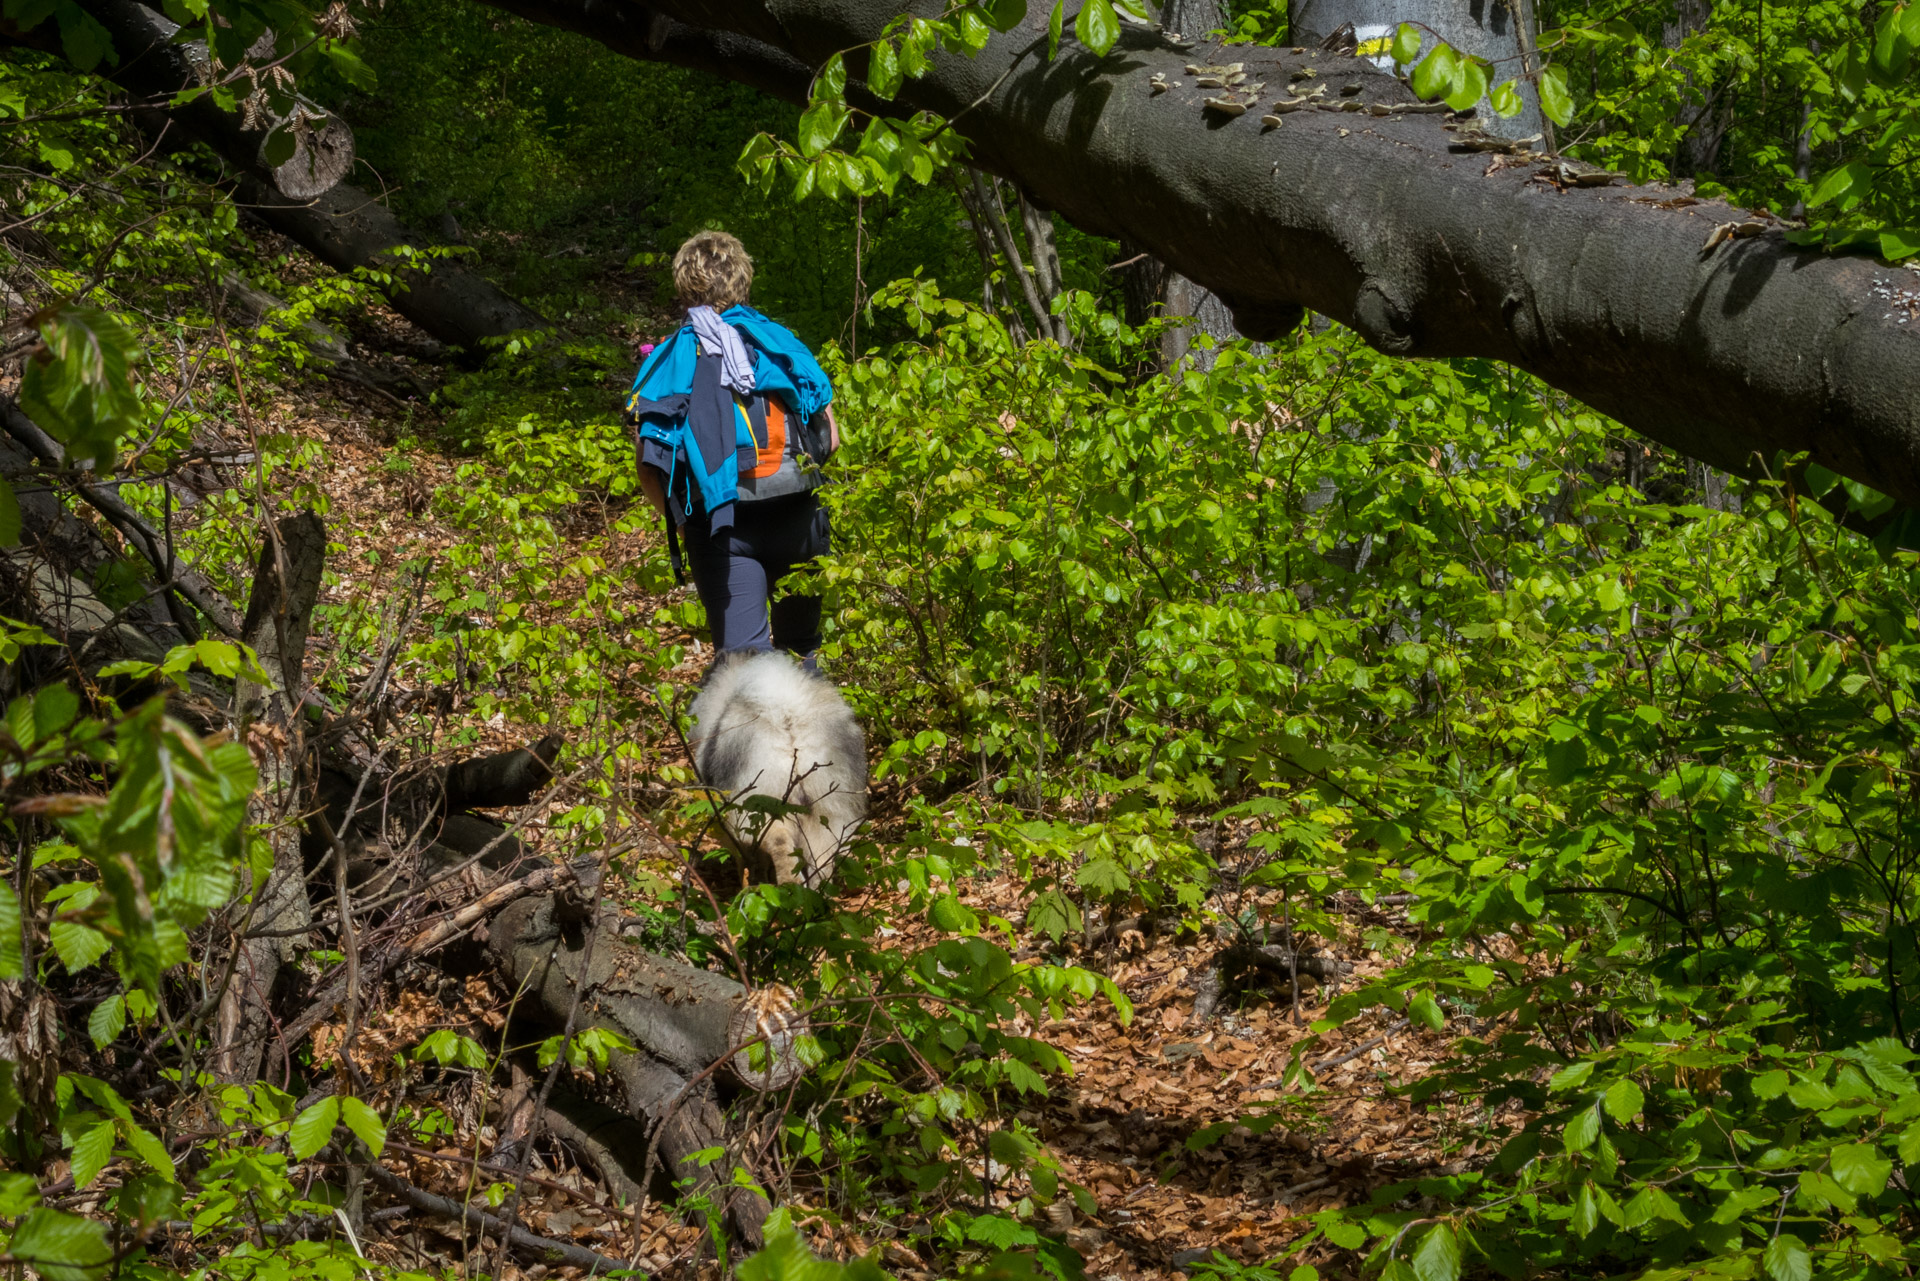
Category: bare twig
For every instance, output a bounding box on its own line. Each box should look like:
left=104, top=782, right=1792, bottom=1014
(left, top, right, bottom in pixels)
left=363, top=1164, right=629, bottom=1274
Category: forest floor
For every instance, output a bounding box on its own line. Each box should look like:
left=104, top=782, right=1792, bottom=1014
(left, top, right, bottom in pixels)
left=228, top=310, right=1475, bottom=1281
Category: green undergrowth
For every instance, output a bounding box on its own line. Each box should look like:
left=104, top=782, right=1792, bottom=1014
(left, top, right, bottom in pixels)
left=295, top=274, right=1920, bottom=1281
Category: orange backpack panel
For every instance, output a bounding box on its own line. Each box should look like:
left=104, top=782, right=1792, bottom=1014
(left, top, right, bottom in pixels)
left=738, top=395, right=788, bottom=480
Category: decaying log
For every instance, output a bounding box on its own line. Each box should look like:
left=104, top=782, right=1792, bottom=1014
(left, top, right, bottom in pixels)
left=235, top=510, right=326, bottom=724
left=486, top=893, right=794, bottom=1246
left=487, top=895, right=777, bottom=1085
left=445, top=735, right=563, bottom=811
left=1191, top=939, right=1354, bottom=1026
left=216, top=511, right=327, bottom=1082
left=279, top=859, right=587, bottom=1052
left=610, top=1053, right=770, bottom=1248
left=222, top=273, right=424, bottom=402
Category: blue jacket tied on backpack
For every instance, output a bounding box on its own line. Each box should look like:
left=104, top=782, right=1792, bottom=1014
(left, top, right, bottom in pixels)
left=625, top=304, right=834, bottom=531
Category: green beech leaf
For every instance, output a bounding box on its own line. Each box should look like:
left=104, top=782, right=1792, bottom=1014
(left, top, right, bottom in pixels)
left=1047, top=0, right=1064, bottom=58
left=122, top=1124, right=174, bottom=1181
left=797, top=100, right=845, bottom=157
left=53, top=5, right=113, bottom=71
left=1538, top=64, right=1573, bottom=126
left=69, top=1120, right=113, bottom=1190
left=1489, top=80, right=1523, bottom=117
left=1324, top=1221, right=1368, bottom=1250
left=1872, top=3, right=1915, bottom=80
left=1604, top=1078, right=1643, bottom=1121
left=1570, top=1181, right=1598, bottom=1236
left=1880, top=229, right=1920, bottom=261
left=8, top=1208, right=112, bottom=1281
left=288, top=1096, right=340, bottom=1160
left=1549, top=1060, right=1595, bottom=1092
left=86, top=995, right=124, bottom=1049
left=49, top=921, right=109, bottom=974
left=868, top=40, right=902, bottom=98
left=1411, top=1224, right=1460, bottom=1281
left=1390, top=23, right=1422, bottom=65
left=1412, top=45, right=1458, bottom=100
left=322, top=41, right=376, bottom=90
left=1445, top=58, right=1490, bottom=111
left=1830, top=1142, right=1892, bottom=1195
left=339, top=1097, right=387, bottom=1157
left=1409, top=993, right=1444, bottom=1032
left=1808, top=161, right=1871, bottom=209
left=1564, top=1103, right=1601, bottom=1152
left=1800, top=465, right=1841, bottom=499
left=981, top=0, right=1025, bottom=30
left=260, top=124, right=298, bottom=169
left=1763, top=1234, right=1812, bottom=1281
left=1074, top=0, right=1119, bottom=57
left=0, top=882, right=21, bottom=980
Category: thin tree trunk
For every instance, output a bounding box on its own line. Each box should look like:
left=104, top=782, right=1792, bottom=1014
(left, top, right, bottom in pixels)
left=1017, top=193, right=1069, bottom=344
left=968, top=169, right=1057, bottom=344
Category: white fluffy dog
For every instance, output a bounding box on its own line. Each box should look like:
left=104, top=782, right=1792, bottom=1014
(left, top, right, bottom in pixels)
left=688, top=651, right=867, bottom=889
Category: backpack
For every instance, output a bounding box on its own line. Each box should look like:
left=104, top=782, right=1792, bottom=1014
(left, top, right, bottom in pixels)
left=624, top=305, right=836, bottom=529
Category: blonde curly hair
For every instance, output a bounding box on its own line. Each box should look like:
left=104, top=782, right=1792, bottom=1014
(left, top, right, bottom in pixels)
left=673, top=230, right=754, bottom=311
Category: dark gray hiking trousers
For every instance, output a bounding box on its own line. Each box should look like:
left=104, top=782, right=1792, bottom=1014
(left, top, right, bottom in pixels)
left=681, top=491, right=830, bottom=659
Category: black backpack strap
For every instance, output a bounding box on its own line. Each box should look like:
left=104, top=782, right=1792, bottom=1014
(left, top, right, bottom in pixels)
left=666, top=513, right=687, bottom=586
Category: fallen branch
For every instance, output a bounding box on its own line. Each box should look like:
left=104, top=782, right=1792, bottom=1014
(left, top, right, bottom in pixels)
left=363, top=1163, right=630, bottom=1274
left=0, top=398, right=244, bottom=637
left=279, top=859, right=582, bottom=1050
left=1308, top=1018, right=1412, bottom=1073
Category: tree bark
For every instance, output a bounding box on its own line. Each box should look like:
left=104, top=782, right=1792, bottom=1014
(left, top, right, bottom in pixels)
left=479, top=0, right=1920, bottom=508
left=484, top=894, right=779, bottom=1247
left=216, top=512, right=327, bottom=1083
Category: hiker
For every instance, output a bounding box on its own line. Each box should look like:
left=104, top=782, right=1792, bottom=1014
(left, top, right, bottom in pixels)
left=626, top=231, right=841, bottom=669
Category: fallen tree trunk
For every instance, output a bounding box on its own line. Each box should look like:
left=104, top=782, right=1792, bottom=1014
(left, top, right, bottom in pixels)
left=485, top=892, right=785, bottom=1247
left=231, top=173, right=553, bottom=355
left=66, top=0, right=553, bottom=356
left=222, top=273, right=426, bottom=402
left=482, top=0, right=1920, bottom=508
